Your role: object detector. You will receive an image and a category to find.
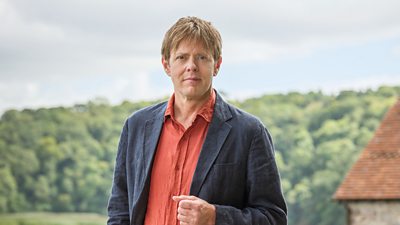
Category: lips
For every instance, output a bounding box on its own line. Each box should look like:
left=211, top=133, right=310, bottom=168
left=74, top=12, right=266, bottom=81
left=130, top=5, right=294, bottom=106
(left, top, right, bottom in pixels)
left=183, top=77, right=201, bottom=82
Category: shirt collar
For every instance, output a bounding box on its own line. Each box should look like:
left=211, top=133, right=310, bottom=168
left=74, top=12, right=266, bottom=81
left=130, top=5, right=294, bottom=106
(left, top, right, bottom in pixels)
left=164, top=89, right=216, bottom=123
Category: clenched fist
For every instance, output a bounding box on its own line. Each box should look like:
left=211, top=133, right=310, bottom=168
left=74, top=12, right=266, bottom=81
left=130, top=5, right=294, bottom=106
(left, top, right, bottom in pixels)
left=172, top=195, right=216, bottom=225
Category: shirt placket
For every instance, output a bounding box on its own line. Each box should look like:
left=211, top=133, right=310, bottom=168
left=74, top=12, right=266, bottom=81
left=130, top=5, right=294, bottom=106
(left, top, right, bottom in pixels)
left=166, top=122, right=184, bottom=224
left=173, top=128, right=191, bottom=225
left=168, top=123, right=190, bottom=224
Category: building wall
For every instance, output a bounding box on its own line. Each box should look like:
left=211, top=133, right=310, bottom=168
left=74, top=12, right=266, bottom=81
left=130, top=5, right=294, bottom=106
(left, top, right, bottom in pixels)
left=347, top=201, right=400, bottom=225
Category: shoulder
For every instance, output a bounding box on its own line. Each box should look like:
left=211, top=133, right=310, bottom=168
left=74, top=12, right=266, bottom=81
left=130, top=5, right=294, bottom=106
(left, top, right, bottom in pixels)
left=215, top=99, right=275, bottom=154
left=229, top=104, right=262, bottom=125
left=215, top=91, right=264, bottom=129
left=231, top=104, right=268, bottom=138
left=214, top=91, right=268, bottom=136
left=213, top=97, right=269, bottom=141
left=125, top=101, right=167, bottom=127
left=222, top=101, right=265, bottom=131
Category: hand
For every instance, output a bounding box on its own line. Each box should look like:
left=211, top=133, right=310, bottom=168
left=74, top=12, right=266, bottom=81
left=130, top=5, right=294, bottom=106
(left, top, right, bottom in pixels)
left=172, top=195, right=216, bottom=225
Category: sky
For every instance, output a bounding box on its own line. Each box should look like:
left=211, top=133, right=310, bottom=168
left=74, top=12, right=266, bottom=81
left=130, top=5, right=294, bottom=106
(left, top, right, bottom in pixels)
left=1, top=0, right=400, bottom=113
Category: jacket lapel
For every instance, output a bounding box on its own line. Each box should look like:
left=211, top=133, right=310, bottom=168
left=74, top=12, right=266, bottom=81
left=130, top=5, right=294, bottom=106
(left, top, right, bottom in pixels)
left=143, top=115, right=165, bottom=174
left=190, top=92, right=232, bottom=196
left=131, top=103, right=166, bottom=224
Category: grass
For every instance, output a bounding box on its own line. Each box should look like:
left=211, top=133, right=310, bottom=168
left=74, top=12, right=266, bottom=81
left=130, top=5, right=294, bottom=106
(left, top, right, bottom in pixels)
left=0, top=212, right=107, bottom=225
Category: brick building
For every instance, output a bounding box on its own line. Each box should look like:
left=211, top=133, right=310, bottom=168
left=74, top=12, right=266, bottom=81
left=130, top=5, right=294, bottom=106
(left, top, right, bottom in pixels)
left=334, top=99, right=400, bottom=225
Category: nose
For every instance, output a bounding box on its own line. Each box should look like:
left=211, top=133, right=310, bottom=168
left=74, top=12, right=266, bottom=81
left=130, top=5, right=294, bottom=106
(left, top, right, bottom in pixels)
left=186, top=57, right=198, bottom=72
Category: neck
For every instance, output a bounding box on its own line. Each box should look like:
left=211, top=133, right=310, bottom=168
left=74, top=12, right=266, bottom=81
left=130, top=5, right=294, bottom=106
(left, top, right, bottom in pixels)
left=173, top=89, right=212, bottom=129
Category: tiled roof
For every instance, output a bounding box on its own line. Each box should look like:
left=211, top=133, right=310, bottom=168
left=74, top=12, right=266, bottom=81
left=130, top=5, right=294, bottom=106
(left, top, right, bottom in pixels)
left=334, top=99, right=400, bottom=200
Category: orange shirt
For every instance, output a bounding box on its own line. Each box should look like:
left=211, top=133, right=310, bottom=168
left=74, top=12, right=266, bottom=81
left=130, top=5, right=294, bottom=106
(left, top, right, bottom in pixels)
left=144, top=91, right=216, bottom=225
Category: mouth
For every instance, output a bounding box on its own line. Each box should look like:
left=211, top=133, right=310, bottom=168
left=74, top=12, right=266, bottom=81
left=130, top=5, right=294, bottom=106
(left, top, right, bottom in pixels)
left=183, top=77, right=201, bottom=82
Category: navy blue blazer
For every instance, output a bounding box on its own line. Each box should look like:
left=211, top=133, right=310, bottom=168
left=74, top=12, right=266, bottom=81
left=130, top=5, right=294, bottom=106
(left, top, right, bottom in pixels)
left=107, top=91, right=287, bottom=225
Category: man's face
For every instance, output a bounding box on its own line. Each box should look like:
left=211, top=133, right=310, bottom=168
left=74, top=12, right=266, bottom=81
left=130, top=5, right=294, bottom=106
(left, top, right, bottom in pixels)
left=162, top=39, right=222, bottom=101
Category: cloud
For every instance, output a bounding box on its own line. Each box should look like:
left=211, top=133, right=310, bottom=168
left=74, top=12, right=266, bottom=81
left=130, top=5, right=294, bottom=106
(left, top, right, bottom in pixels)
left=0, top=0, right=163, bottom=82
left=215, top=73, right=400, bottom=101
left=2, top=0, right=400, bottom=71
left=392, top=45, right=400, bottom=56
left=1, top=0, right=400, bottom=113
left=318, top=74, right=400, bottom=94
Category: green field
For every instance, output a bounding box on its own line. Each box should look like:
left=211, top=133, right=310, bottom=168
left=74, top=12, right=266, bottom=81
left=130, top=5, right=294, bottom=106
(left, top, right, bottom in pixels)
left=0, top=213, right=107, bottom=225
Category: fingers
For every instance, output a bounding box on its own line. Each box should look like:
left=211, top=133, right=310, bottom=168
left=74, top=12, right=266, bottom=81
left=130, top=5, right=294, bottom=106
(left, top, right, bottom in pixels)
left=173, top=195, right=198, bottom=210
left=177, top=205, right=191, bottom=216
left=173, top=195, right=198, bottom=224
left=172, top=195, right=216, bottom=225
left=177, top=211, right=191, bottom=223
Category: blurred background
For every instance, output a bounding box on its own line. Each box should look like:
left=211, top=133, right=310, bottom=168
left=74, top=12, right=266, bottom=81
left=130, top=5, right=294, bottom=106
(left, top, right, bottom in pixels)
left=0, top=0, right=399, bottom=224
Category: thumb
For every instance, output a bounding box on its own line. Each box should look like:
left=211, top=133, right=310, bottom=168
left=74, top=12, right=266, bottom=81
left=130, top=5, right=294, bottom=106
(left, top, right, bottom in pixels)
left=172, top=195, right=196, bottom=202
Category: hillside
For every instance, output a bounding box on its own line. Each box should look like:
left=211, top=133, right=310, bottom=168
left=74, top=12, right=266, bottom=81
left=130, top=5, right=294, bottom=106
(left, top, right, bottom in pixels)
left=0, top=86, right=399, bottom=225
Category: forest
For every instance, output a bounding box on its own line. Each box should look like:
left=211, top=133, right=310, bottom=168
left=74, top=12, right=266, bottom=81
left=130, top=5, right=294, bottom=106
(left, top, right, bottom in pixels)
left=0, top=85, right=399, bottom=225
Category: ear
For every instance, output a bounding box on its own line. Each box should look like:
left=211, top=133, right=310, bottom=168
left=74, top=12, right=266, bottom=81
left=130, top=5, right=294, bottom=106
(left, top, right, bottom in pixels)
left=162, top=57, right=171, bottom=76
left=213, top=56, right=222, bottom=77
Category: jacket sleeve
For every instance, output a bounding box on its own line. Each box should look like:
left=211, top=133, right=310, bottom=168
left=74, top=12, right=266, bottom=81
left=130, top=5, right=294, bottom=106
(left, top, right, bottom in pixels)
left=107, top=121, right=131, bottom=225
left=214, top=124, right=287, bottom=225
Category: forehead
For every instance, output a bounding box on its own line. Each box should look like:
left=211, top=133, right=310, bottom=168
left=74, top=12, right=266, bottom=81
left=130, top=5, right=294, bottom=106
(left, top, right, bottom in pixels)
left=173, top=39, right=210, bottom=54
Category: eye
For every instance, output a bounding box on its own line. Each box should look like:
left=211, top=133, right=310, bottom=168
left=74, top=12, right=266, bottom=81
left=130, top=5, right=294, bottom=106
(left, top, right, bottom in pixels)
left=197, top=55, right=207, bottom=60
left=176, top=55, right=185, bottom=60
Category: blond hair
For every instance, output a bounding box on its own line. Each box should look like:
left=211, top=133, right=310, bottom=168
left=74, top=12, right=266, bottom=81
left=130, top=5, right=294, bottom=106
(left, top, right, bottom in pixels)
left=161, top=16, right=222, bottom=61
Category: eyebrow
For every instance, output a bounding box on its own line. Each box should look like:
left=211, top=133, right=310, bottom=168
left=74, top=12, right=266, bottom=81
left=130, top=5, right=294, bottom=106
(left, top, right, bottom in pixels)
left=175, top=52, right=188, bottom=56
left=174, top=52, right=209, bottom=57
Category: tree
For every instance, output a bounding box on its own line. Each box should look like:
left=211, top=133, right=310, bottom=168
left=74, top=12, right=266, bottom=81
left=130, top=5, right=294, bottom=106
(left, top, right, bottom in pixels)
left=0, top=85, right=398, bottom=225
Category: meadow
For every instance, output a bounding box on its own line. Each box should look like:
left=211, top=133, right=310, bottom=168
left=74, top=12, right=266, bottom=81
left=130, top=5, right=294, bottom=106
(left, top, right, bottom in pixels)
left=0, top=213, right=106, bottom=225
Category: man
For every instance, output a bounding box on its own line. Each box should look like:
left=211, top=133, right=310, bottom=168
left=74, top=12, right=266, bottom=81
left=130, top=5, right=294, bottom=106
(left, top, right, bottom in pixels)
left=107, top=16, right=287, bottom=225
